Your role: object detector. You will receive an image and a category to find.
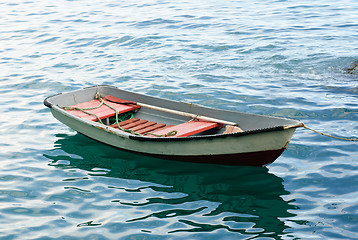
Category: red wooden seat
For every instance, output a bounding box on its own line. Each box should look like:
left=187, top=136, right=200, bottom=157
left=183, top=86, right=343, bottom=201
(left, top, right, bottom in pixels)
left=150, top=120, right=220, bottom=137
left=110, top=118, right=219, bottom=137
left=65, top=96, right=140, bottom=121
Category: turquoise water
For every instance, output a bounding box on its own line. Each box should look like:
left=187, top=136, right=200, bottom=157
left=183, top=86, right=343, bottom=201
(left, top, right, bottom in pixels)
left=1, top=0, right=358, bottom=239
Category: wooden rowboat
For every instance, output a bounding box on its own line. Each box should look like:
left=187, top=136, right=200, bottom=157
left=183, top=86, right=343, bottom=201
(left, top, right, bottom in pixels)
left=44, top=85, right=303, bottom=166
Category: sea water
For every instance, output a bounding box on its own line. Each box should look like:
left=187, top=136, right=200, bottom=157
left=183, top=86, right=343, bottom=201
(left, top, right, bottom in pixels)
left=1, top=0, right=357, bottom=239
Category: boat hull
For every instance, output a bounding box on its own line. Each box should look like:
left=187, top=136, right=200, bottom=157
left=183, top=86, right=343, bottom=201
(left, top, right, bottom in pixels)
left=45, top=85, right=301, bottom=166
left=49, top=102, right=296, bottom=166
left=81, top=129, right=286, bottom=166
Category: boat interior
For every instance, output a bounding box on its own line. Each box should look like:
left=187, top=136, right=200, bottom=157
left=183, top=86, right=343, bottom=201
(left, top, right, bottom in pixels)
left=64, top=95, right=239, bottom=137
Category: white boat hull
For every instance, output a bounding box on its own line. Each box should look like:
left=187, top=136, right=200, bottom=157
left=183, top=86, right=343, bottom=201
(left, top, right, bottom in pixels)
left=45, top=85, right=301, bottom=166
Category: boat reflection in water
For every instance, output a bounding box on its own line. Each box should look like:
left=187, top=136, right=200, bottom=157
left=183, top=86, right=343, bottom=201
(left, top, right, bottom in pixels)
left=44, top=133, right=297, bottom=239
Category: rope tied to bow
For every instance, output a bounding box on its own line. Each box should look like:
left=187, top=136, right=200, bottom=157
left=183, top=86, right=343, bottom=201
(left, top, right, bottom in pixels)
left=286, top=122, right=358, bottom=141
left=302, top=123, right=358, bottom=141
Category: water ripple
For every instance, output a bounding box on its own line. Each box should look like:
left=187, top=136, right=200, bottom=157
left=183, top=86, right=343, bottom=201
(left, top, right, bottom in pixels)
left=1, top=0, right=358, bottom=239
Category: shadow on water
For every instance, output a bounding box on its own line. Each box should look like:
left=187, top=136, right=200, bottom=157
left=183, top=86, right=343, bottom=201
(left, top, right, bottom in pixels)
left=45, top=133, right=297, bottom=238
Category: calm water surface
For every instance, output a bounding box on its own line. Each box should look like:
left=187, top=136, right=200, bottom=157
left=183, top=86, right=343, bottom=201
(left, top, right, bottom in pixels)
left=1, top=0, right=358, bottom=239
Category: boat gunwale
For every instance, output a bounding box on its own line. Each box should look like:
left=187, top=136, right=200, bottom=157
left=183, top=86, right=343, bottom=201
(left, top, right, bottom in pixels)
left=44, top=84, right=302, bottom=120
left=51, top=104, right=297, bottom=143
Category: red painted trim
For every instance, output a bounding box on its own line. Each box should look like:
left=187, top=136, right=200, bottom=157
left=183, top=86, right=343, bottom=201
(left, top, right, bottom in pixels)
left=142, top=148, right=286, bottom=166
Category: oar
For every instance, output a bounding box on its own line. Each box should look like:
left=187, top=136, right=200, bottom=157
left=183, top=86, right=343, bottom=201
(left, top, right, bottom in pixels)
left=104, top=95, right=238, bottom=126
left=136, top=102, right=238, bottom=126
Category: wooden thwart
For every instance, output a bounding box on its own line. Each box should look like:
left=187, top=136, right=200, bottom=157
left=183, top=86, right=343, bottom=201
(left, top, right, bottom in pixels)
left=150, top=120, right=220, bottom=137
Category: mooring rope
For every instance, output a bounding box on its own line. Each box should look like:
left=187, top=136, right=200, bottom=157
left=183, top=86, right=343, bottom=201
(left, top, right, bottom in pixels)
left=347, top=62, right=358, bottom=74
left=302, top=123, right=358, bottom=141
left=62, top=99, right=105, bottom=124
left=143, top=130, right=178, bottom=137
left=98, top=95, right=142, bottom=136
left=98, top=95, right=177, bottom=137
